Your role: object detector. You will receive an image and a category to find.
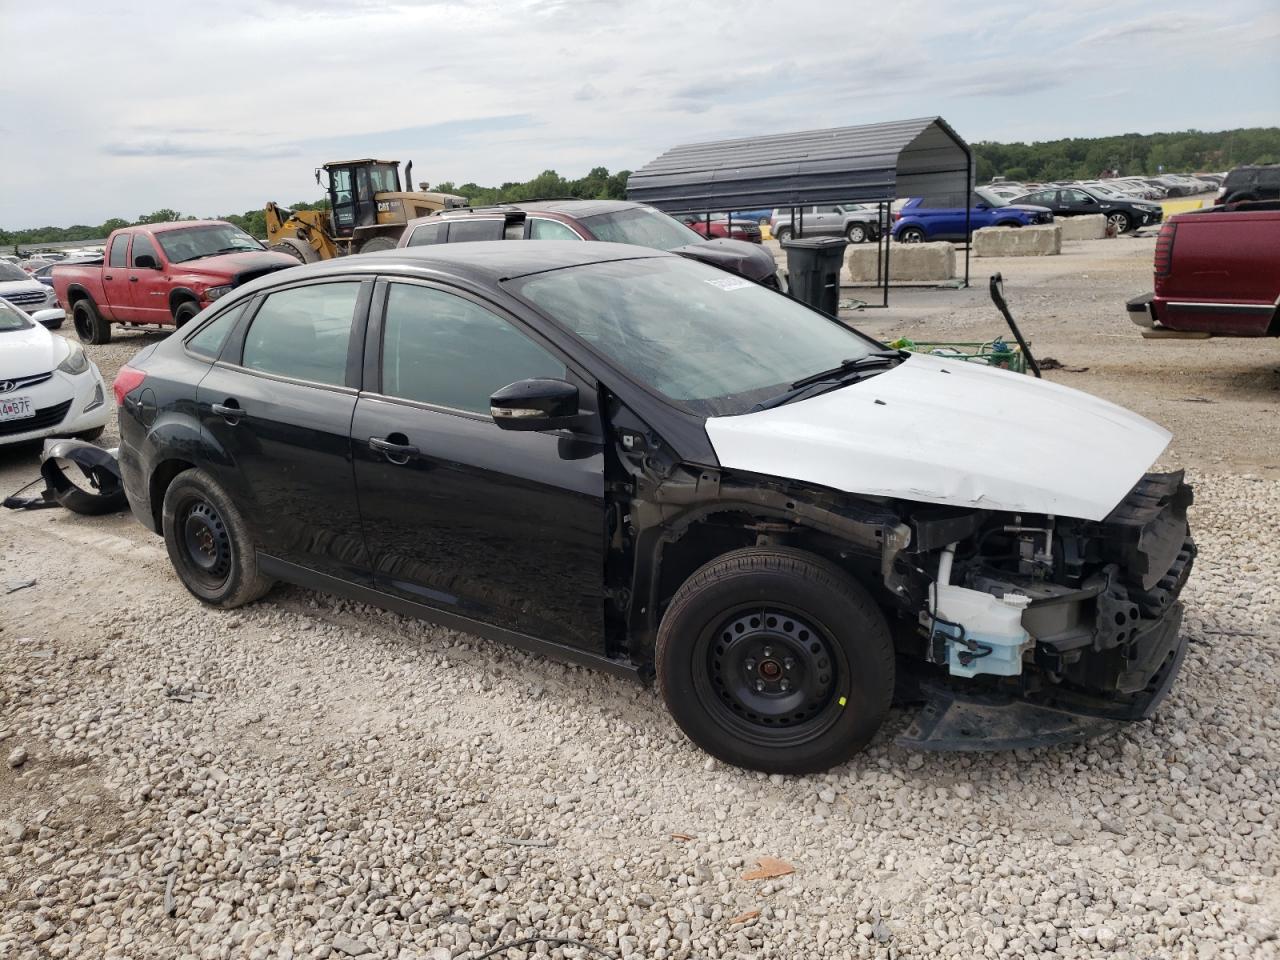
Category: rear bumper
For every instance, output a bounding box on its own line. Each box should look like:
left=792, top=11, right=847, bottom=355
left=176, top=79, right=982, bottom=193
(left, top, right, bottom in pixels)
left=1127, top=292, right=1156, bottom=328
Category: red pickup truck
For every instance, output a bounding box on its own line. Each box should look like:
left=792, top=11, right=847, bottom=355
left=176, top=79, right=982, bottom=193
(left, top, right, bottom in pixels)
left=1127, top=203, right=1280, bottom=338
left=52, top=221, right=296, bottom=343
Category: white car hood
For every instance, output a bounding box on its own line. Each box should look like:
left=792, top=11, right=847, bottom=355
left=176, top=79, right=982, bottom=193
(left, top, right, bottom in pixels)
left=0, top=322, right=60, bottom=378
left=704, top=352, right=1170, bottom=522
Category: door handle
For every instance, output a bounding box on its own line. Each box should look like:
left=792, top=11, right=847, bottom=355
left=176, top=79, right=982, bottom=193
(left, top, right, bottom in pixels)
left=129, top=276, right=139, bottom=282
left=211, top=401, right=242, bottom=423
left=369, top=436, right=419, bottom=464
left=104, top=274, right=113, bottom=280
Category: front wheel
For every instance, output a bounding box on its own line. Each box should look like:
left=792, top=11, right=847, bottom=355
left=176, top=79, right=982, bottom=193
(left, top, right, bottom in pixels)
left=161, top=468, right=274, bottom=608
left=656, top=547, right=894, bottom=774
left=173, top=300, right=200, bottom=328
left=1107, top=212, right=1132, bottom=234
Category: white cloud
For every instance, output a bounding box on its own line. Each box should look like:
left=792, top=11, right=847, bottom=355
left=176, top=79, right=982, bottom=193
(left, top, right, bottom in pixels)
left=2, top=0, right=1277, bottom=227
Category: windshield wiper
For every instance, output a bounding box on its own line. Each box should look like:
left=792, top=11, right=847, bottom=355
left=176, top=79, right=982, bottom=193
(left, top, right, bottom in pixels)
left=750, top=350, right=903, bottom=412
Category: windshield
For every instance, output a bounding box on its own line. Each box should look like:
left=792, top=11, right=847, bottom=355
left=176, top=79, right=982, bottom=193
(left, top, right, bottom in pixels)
left=0, top=262, right=30, bottom=282
left=156, top=224, right=265, bottom=263
left=578, top=207, right=704, bottom=251
left=510, top=256, right=881, bottom=417
left=0, top=300, right=33, bottom=331
left=974, top=187, right=1009, bottom=208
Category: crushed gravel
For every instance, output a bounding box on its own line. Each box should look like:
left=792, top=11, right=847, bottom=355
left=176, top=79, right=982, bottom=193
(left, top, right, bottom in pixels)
left=1, top=471, right=1278, bottom=960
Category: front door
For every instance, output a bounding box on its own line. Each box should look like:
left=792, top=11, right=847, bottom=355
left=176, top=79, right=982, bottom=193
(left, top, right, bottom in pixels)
left=126, top=232, right=169, bottom=325
left=197, top=277, right=373, bottom=582
left=351, top=279, right=606, bottom=651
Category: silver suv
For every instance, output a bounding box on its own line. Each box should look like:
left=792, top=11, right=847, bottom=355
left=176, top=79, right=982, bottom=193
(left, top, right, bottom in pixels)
left=770, top=204, right=884, bottom=243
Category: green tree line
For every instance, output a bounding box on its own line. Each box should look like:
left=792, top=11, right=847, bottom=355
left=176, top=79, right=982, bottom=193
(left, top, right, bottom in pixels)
left=5, top=129, right=1277, bottom=245
left=972, top=127, right=1279, bottom=183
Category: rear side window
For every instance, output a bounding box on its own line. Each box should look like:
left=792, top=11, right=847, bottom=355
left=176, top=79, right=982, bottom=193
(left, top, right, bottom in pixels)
left=241, top=282, right=361, bottom=387
left=186, top=302, right=247, bottom=359
left=528, top=218, right=581, bottom=241
left=380, top=283, right=564, bottom=415
left=108, top=235, right=129, bottom=268
left=407, top=222, right=445, bottom=246
left=448, top=219, right=504, bottom=242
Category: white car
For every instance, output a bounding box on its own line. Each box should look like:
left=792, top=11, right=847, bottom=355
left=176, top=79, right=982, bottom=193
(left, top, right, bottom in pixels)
left=0, top=298, right=110, bottom=445
left=0, top=259, right=64, bottom=329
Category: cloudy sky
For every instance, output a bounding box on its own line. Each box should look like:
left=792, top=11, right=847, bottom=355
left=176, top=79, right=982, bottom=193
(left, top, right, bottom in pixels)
left=3, top=0, right=1277, bottom=228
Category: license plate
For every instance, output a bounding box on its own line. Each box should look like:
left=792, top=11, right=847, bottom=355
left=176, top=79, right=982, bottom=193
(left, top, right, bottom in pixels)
left=0, top=396, right=35, bottom=422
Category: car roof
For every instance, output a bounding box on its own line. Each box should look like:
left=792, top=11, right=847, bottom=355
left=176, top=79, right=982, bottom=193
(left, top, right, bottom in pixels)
left=134, top=220, right=237, bottom=234
left=238, top=241, right=672, bottom=295
left=432, top=198, right=647, bottom=220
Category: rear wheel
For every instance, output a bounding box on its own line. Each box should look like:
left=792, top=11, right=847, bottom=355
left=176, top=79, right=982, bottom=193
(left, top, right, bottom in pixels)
left=357, top=236, right=397, bottom=254
left=72, top=299, right=111, bottom=344
left=161, top=468, right=273, bottom=608
left=269, top=238, right=319, bottom=263
left=897, top=226, right=925, bottom=243
left=656, top=547, right=894, bottom=774
left=845, top=222, right=868, bottom=243
left=774, top=226, right=792, bottom=242
left=1107, top=211, right=1132, bottom=234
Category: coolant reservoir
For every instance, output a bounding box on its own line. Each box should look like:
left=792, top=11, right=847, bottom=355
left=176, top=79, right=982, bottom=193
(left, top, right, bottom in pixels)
left=931, top=585, right=1033, bottom=679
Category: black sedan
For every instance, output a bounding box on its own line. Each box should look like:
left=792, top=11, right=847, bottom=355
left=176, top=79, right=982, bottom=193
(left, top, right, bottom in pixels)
left=112, top=242, right=1194, bottom=773
left=1007, top=185, right=1163, bottom=234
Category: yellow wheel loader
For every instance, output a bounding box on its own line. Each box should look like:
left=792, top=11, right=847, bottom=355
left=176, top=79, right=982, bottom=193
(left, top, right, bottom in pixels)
left=265, top=159, right=469, bottom=262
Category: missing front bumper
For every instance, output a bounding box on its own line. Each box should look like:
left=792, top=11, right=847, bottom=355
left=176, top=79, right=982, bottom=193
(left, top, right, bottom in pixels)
left=899, top=603, right=1187, bottom=751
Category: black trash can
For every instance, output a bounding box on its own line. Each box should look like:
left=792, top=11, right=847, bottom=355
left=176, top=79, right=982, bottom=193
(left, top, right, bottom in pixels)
left=780, top=235, right=848, bottom=315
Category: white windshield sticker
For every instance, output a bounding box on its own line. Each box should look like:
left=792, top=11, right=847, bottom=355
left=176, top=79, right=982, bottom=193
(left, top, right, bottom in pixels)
left=705, top=276, right=754, bottom=291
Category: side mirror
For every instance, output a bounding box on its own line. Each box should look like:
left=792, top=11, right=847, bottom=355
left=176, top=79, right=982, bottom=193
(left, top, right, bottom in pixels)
left=135, top=254, right=160, bottom=270
left=490, top=378, right=588, bottom=432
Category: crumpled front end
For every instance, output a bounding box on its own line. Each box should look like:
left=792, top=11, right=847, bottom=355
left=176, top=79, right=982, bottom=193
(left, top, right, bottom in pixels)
left=897, top=471, right=1196, bottom=749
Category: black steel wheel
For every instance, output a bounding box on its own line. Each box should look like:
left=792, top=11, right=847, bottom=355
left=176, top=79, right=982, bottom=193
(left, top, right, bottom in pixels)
left=696, top=605, right=847, bottom=749
left=161, top=468, right=273, bottom=607
left=73, top=299, right=111, bottom=344
left=657, top=547, right=894, bottom=774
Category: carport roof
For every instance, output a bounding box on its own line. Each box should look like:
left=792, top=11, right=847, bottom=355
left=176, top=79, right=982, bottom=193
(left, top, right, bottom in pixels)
left=627, top=116, right=972, bottom=213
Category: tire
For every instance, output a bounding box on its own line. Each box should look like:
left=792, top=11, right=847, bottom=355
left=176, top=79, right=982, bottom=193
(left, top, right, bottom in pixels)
left=161, top=468, right=274, bottom=608
left=845, top=223, right=868, bottom=244
left=356, top=236, right=397, bottom=254
left=656, top=547, right=894, bottom=774
left=173, top=300, right=200, bottom=328
left=994, top=221, right=1023, bottom=229
left=774, top=226, right=792, bottom=242
left=269, top=238, right=319, bottom=264
left=72, top=299, right=111, bottom=344
left=1107, top=212, right=1132, bottom=234
left=897, top=226, right=925, bottom=243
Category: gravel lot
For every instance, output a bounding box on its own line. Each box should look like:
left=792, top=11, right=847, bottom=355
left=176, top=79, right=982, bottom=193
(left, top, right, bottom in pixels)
left=2, top=236, right=1278, bottom=959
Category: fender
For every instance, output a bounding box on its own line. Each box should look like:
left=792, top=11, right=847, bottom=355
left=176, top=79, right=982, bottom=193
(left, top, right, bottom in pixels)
left=168, top=286, right=202, bottom=316
left=64, top=283, right=119, bottom=321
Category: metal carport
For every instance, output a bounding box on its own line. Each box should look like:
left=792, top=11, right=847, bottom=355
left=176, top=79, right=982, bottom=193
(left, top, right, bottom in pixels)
left=627, top=116, right=974, bottom=304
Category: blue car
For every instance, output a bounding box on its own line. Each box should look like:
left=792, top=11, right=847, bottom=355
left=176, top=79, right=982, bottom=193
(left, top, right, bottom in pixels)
left=892, top=190, right=1053, bottom=242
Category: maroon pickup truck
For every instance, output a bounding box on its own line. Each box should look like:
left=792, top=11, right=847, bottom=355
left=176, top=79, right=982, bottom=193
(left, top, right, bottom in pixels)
left=1127, top=203, right=1280, bottom=338
left=52, top=221, right=296, bottom=343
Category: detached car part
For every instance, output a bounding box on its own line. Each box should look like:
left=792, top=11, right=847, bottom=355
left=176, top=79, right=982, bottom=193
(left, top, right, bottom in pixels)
left=38, top=439, right=127, bottom=514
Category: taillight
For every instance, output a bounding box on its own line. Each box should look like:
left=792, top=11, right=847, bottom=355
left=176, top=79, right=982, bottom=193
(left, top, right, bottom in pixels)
left=1154, top=221, right=1177, bottom=277
left=893, top=211, right=902, bottom=221
left=112, top=365, right=147, bottom=406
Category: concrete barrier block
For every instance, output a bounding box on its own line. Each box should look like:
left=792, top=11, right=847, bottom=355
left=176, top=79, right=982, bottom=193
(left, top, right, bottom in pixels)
left=974, top=224, right=1062, bottom=257
left=846, top=242, right=955, bottom=282
left=1059, top=215, right=1106, bottom=241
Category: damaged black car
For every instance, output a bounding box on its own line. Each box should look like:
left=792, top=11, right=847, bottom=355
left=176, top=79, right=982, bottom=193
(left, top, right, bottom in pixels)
left=113, top=243, right=1194, bottom=773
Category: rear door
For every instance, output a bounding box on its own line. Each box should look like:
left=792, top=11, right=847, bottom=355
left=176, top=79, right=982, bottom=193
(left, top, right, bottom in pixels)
left=102, top=234, right=136, bottom=320
left=126, top=233, right=170, bottom=325
left=351, top=278, right=607, bottom=652
left=196, top=277, right=374, bottom=582
left=807, top=205, right=843, bottom=236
